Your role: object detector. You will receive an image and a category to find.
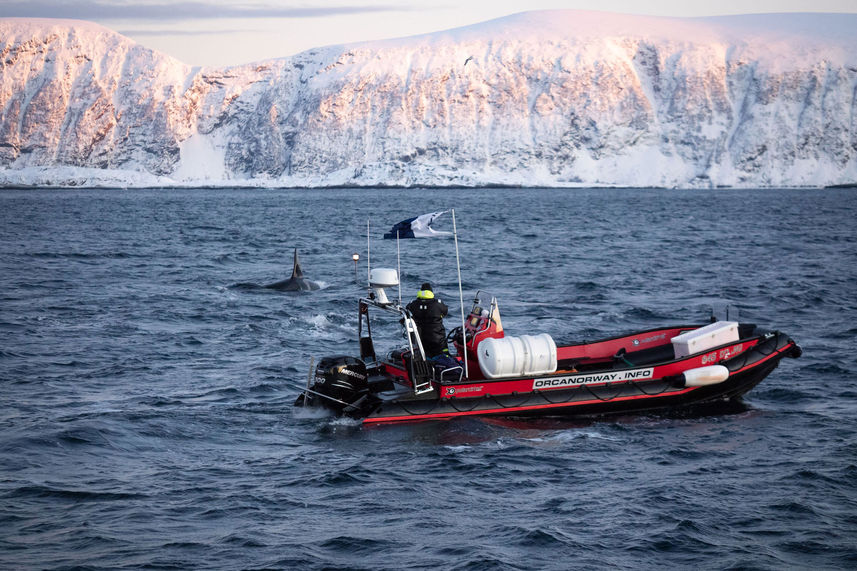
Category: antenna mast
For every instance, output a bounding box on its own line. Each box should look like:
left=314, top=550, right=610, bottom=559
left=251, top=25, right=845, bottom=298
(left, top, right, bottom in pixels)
left=366, top=219, right=371, bottom=288
left=396, top=232, right=402, bottom=305
left=452, top=209, right=468, bottom=379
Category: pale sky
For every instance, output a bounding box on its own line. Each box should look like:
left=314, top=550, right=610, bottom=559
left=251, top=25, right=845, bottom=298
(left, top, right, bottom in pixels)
left=4, top=0, right=857, bottom=67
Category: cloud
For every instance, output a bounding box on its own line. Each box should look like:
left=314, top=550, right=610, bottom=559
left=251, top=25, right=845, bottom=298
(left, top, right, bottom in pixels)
left=0, top=1, right=410, bottom=21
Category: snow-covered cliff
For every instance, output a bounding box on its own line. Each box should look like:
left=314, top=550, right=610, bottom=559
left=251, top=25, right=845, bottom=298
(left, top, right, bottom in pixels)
left=1, top=12, right=856, bottom=188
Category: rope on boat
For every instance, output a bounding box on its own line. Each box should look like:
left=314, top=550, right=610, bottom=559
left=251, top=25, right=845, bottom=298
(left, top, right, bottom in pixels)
left=446, top=395, right=486, bottom=413
left=486, top=391, right=533, bottom=409
left=392, top=398, right=444, bottom=417
left=629, top=379, right=672, bottom=397
left=726, top=350, right=749, bottom=372
left=757, top=333, right=781, bottom=357
left=532, top=388, right=572, bottom=405
left=388, top=392, right=443, bottom=416
left=724, top=332, right=782, bottom=373
left=457, top=379, right=672, bottom=413
left=582, top=382, right=625, bottom=402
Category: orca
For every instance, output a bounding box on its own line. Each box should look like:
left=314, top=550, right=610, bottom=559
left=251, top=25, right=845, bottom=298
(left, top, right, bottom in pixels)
left=264, top=249, right=321, bottom=291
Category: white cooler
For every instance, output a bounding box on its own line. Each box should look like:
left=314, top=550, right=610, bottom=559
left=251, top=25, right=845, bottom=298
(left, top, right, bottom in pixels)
left=671, top=321, right=739, bottom=359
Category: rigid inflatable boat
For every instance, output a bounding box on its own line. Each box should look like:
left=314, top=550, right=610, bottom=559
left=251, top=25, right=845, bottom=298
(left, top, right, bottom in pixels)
left=295, top=271, right=801, bottom=424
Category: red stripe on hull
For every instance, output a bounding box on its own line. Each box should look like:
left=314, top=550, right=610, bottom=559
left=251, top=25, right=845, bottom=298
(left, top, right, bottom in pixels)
left=363, top=387, right=698, bottom=424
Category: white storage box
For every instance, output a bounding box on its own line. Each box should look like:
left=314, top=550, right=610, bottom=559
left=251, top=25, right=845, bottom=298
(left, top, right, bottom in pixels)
left=671, top=321, right=739, bottom=359
left=477, top=334, right=557, bottom=379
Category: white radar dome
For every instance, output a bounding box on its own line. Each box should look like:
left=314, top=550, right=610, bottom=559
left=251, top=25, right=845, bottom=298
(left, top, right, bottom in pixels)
left=369, top=268, right=399, bottom=288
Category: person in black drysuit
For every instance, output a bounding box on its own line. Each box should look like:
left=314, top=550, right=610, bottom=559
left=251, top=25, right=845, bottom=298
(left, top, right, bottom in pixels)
left=406, top=282, right=450, bottom=359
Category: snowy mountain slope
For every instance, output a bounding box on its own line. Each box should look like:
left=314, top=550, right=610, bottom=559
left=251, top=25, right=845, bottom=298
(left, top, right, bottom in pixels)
left=0, top=19, right=189, bottom=176
left=1, top=11, right=855, bottom=188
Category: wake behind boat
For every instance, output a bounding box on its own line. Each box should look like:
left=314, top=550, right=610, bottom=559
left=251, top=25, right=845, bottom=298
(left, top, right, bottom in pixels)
left=294, top=277, right=801, bottom=425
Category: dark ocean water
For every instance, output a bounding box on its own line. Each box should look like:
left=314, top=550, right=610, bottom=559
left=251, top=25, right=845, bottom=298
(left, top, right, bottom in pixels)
left=1, top=187, right=855, bottom=570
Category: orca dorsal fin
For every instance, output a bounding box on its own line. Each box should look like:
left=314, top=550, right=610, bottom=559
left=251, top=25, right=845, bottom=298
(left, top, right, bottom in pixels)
left=291, top=248, right=304, bottom=279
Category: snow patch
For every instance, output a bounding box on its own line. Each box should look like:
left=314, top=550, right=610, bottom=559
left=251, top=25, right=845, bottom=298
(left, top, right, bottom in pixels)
left=173, top=132, right=228, bottom=182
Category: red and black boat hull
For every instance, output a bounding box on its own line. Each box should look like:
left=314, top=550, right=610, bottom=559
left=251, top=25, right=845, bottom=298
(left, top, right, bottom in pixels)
left=361, top=330, right=800, bottom=425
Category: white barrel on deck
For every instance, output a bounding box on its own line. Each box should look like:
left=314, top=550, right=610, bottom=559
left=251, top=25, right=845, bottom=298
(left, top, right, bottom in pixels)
left=477, top=334, right=557, bottom=379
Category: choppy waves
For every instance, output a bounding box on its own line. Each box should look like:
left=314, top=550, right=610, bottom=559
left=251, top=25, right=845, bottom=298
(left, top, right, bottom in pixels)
left=1, top=187, right=855, bottom=569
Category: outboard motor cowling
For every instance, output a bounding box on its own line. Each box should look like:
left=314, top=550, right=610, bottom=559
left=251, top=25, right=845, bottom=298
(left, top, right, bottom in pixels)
left=300, top=355, right=368, bottom=413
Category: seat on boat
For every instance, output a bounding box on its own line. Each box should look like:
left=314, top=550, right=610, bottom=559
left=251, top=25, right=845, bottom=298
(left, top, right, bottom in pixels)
left=399, top=350, right=464, bottom=388
left=430, top=355, right=464, bottom=383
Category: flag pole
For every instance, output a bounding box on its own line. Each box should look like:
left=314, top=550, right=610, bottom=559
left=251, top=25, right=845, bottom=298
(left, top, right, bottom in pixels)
left=366, top=219, right=371, bottom=288
left=451, top=209, right=468, bottom=379
left=396, top=231, right=402, bottom=305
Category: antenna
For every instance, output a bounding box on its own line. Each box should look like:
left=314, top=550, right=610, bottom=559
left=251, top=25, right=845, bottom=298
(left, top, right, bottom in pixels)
left=452, top=209, right=468, bottom=380
left=366, top=219, right=371, bottom=288
left=396, top=231, right=402, bottom=305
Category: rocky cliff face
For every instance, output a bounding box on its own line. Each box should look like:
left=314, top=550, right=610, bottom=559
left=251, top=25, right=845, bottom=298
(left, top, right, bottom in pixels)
left=1, top=12, right=855, bottom=188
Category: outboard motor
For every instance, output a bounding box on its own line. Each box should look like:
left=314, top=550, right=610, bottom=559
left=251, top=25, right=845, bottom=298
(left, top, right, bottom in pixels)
left=297, top=355, right=368, bottom=414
